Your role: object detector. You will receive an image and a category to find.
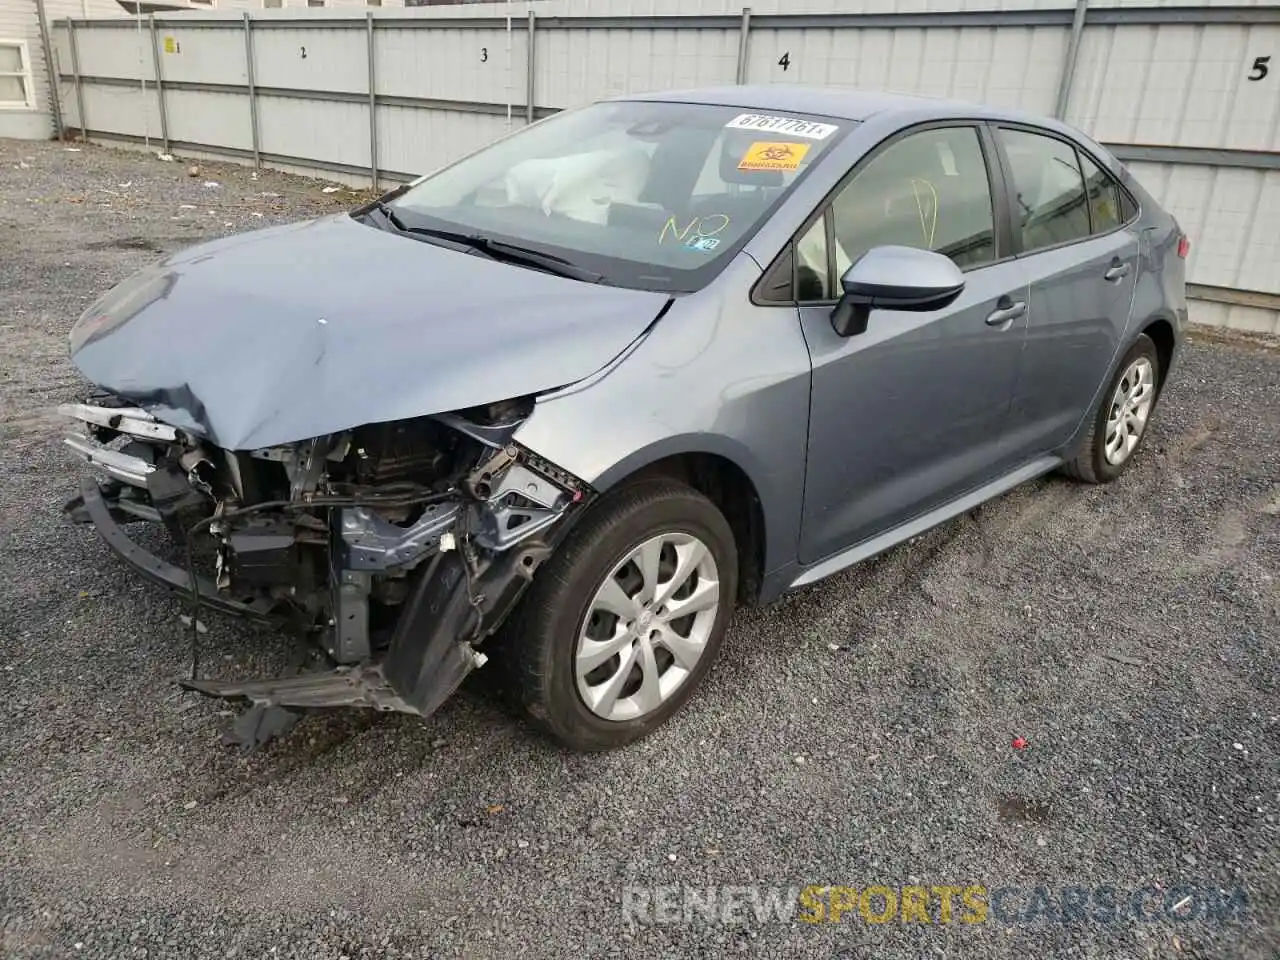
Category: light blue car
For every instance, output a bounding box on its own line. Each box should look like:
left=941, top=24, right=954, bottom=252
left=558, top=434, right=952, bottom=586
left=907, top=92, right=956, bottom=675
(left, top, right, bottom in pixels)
left=62, top=86, right=1189, bottom=750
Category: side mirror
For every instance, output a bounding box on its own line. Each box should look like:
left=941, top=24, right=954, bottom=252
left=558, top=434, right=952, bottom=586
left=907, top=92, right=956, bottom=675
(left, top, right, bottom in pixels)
left=830, top=245, right=966, bottom=338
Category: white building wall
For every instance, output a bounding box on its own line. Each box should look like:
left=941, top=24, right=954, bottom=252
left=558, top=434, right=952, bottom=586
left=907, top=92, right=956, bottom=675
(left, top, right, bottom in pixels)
left=0, top=0, right=402, bottom=139
left=23, top=0, right=1280, bottom=330
left=0, top=0, right=122, bottom=139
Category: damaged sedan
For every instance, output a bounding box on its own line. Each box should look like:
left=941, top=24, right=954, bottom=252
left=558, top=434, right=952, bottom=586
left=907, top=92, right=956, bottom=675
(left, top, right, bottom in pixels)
left=62, top=86, right=1187, bottom=750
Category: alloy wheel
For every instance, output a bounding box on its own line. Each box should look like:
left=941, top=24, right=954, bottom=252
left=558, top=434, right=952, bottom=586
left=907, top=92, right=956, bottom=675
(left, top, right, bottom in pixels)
left=1104, top=357, right=1155, bottom=466
left=575, top=532, right=721, bottom=722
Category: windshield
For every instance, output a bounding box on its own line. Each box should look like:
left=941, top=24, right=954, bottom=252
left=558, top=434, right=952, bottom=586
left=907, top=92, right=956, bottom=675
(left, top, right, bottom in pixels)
left=385, top=100, right=853, bottom=292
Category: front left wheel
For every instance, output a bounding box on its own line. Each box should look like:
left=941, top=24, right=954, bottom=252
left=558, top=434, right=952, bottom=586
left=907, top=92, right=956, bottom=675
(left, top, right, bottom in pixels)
left=500, top=478, right=738, bottom=751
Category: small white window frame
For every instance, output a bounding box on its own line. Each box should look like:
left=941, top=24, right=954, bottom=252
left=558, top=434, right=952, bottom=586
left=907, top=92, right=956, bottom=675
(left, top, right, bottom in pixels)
left=262, top=0, right=284, bottom=9
left=0, top=39, right=35, bottom=111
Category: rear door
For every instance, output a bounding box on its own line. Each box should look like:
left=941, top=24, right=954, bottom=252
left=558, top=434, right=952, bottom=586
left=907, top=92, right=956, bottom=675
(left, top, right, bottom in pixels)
left=992, top=125, right=1141, bottom=454
left=774, top=123, right=1032, bottom=564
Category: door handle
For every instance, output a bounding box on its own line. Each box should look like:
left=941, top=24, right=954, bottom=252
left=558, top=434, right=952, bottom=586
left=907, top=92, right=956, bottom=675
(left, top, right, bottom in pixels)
left=985, top=298, right=1026, bottom=326
left=1104, top=260, right=1131, bottom=282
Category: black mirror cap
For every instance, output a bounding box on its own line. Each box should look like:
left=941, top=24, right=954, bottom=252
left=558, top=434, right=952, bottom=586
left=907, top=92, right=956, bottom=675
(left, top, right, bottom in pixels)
left=841, top=277, right=966, bottom=312
left=831, top=246, right=965, bottom=337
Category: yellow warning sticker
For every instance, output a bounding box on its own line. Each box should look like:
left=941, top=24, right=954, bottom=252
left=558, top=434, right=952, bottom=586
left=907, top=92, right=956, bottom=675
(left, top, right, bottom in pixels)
left=162, top=36, right=180, bottom=54
left=738, top=141, right=811, bottom=172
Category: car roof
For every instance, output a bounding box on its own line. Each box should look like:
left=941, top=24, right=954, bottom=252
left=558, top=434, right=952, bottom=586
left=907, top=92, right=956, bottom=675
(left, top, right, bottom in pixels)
left=621, top=84, right=1049, bottom=126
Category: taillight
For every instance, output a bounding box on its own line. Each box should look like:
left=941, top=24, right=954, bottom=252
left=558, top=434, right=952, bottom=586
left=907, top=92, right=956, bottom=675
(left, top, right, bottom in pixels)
left=1177, top=234, right=1190, bottom=259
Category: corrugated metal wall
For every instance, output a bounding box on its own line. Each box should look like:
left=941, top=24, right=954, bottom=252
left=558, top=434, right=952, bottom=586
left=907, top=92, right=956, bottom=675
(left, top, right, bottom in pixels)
left=49, top=0, right=1280, bottom=331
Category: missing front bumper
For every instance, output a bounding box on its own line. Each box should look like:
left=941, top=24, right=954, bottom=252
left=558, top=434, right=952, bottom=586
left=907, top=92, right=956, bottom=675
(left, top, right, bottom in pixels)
left=68, top=474, right=557, bottom=738
left=61, top=397, right=588, bottom=748
left=69, top=477, right=279, bottom=623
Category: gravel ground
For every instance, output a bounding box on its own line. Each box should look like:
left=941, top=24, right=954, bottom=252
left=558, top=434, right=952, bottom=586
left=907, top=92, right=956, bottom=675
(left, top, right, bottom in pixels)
left=1, top=138, right=1277, bottom=960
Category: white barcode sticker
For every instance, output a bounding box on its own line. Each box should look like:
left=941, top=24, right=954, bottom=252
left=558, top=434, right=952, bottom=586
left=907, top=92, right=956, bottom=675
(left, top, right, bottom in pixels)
left=724, top=113, right=839, bottom=140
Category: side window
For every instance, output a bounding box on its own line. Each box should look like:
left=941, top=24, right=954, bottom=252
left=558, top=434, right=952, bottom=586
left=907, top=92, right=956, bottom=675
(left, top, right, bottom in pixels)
left=828, top=126, right=996, bottom=271
left=998, top=128, right=1091, bottom=252
left=1079, top=152, right=1122, bottom=234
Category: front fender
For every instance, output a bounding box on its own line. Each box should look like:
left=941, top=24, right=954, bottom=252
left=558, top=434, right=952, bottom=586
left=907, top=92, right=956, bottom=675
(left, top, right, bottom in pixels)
left=511, top=270, right=813, bottom=579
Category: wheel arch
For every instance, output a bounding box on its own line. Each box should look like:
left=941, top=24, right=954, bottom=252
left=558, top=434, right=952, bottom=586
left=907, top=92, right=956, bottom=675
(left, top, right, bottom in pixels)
left=1138, top=315, right=1178, bottom=390
left=1060, top=314, right=1179, bottom=463
left=589, top=438, right=772, bottom=607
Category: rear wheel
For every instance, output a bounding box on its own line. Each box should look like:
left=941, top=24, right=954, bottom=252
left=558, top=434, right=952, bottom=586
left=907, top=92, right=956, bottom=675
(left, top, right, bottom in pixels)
left=500, top=478, right=737, bottom=750
left=1063, top=334, right=1161, bottom=484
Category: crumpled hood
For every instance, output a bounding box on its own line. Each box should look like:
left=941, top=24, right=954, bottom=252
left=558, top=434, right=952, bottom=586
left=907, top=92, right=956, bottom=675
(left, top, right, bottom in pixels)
left=69, top=214, right=670, bottom=449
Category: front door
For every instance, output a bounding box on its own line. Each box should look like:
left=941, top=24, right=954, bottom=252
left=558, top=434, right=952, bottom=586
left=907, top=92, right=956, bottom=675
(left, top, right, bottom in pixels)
left=796, top=124, right=1029, bottom=564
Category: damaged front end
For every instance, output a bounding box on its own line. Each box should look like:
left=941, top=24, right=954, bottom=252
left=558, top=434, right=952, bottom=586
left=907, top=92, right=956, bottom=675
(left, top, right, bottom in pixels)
left=61, top=393, right=589, bottom=745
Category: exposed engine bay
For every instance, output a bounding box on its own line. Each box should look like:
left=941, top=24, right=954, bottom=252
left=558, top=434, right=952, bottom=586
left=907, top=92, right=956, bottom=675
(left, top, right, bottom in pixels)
left=61, top=392, right=590, bottom=749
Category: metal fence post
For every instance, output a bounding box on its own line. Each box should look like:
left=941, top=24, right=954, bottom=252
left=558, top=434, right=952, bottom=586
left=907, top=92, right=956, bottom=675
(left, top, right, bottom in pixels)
left=367, top=12, right=379, bottom=188
left=525, top=10, right=535, bottom=123
left=736, top=7, right=752, bottom=84
left=243, top=12, right=261, bottom=170
left=1054, top=0, right=1089, bottom=119
left=149, top=15, right=169, bottom=154
left=33, top=0, right=63, bottom=139
left=67, top=19, right=86, bottom=141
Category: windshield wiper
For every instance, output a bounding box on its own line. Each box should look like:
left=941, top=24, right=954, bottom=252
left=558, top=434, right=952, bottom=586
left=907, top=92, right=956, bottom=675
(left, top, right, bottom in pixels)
left=370, top=199, right=409, bottom=233
left=396, top=224, right=606, bottom=284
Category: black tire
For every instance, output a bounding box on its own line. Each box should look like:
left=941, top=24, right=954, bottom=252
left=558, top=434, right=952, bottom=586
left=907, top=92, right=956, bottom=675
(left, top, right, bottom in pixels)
left=498, top=478, right=738, bottom=751
left=1063, top=333, right=1161, bottom=484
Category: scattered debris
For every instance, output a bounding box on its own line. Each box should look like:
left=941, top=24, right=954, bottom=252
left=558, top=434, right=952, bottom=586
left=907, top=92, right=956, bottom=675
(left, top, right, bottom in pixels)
left=18, top=161, right=29, bottom=169
left=156, top=152, right=175, bottom=161
left=203, top=182, right=220, bottom=189
left=219, top=703, right=301, bottom=752
left=1011, top=736, right=1028, bottom=750
left=1103, top=652, right=1146, bottom=667
left=322, top=186, right=341, bottom=194
left=188, top=165, right=201, bottom=177
left=486, top=804, right=504, bottom=815
left=64, top=147, right=81, bottom=152
left=117, top=182, right=132, bottom=189
left=178, top=614, right=208, bottom=635
left=793, top=754, right=806, bottom=765
left=182, top=800, right=197, bottom=810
